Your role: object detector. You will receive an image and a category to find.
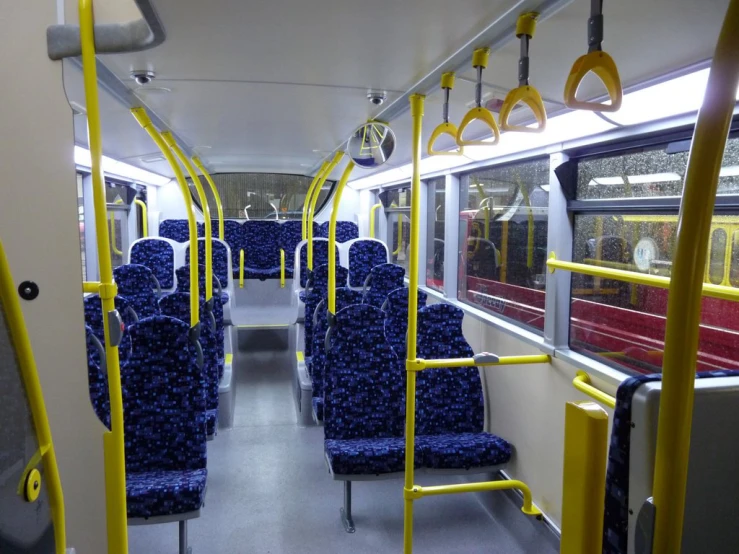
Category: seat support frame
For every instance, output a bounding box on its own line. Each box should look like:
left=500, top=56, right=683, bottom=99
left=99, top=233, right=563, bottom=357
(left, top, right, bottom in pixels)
left=341, top=481, right=356, bottom=534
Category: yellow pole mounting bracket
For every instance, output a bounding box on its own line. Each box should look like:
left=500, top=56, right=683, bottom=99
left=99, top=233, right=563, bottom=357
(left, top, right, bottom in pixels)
left=500, top=13, right=547, bottom=133
left=456, top=48, right=501, bottom=147
left=563, top=0, right=623, bottom=112
left=428, top=73, right=464, bottom=156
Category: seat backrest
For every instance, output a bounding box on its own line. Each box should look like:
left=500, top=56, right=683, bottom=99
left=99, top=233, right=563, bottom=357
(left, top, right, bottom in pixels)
left=159, top=293, right=219, bottom=415
left=346, top=238, right=389, bottom=287
left=185, top=238, right=231, bottom=288
left=159, top=219, right=190, bottom=243
left=303, top=263, right=349, bottom=358
left=279, top=221, right=308, bottom=269
left=85, top=325, right=110, bottom=430
left=130, top=237, right=177, bottom=289
left=382, top=287, right=428, bottom=361
left=318, top=220, right=359, bottom=243
left=122, top=316, right=207, bottom=473
left=112, top=264, right=160, bottom=319
left=362, top=263, right=406, bottom=307
left=223, top=219, right=246, bottom=269
left=175, top=264, right=225, bottom=364
left=324, top=304, right=403, bottom=440
left=310, top=288, right=364, bottom=400
left=243, top=220, right=281, bottom=269
left=415, top=303, right=483, bottom=435
left=296, top=239, right=339, bottom=288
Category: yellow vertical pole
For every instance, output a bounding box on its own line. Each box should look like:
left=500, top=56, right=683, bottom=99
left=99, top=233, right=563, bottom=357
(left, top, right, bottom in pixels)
left=164, top=133, right=213, bottom=302
left=239, top=249, right=245, bottom=288
left=134, top=198, right=148, bottom=237
left=132, top=108, right=200, bottom=325
left=369, top=202, right=382, bottom=238
left=79, top=1, right=128, bottom=551
left=280, top=249, right=286, bottom=288
left=403, top=93, right=425, bottom=554
left=328, top=162, right=355, bottom=314
left=393, top=214, right=404, bottom=256
left=308, top=153, right=343, bottom=270
left=559, top=402, right=609, bottom=554
left=501, top=221, right=509, bottom=282
left=652, top=4, right=739, bottom=553
left=192, top=156, right=224, bottom=241
left=302, top=161, right=330, bottom=240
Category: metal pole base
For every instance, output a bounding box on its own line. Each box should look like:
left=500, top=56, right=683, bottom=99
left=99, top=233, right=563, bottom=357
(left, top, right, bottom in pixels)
left=179, top=520, right=192, bottom=554
left=341, top=481, right=356, bottom=533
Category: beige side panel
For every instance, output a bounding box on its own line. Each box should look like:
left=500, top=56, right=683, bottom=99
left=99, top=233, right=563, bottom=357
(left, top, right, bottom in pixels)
left=0, top=2, right=108, bottom=552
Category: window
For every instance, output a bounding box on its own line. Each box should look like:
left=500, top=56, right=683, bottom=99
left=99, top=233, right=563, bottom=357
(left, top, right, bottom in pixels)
left=380, top=185, right=411, bottom=277
left=426, top=178, right=446, bottom=292
left=569, top=137, right=739, bottom=375
left=191, top=173, right=336, bottom=220
left=577, top=135, right=739, bottom=201
left=457, top=157, right=550, bottom=332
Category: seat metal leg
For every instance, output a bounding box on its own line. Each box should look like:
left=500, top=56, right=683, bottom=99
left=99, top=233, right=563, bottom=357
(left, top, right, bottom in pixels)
left=179, top=520, right=192, bottom=554
left=340, top=481, right=356, bottom=533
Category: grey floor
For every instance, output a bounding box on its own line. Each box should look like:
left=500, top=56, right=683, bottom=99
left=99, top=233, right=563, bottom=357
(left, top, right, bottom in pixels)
left=129, top=328, right=560, bottom=554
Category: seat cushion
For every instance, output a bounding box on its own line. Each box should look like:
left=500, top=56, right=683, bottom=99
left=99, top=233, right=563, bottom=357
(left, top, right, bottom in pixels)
left=127, top=468, right=207, bottom=518
left=325, top=437, right=407, bottom=476
left=416, top=433, right=512, bottom=470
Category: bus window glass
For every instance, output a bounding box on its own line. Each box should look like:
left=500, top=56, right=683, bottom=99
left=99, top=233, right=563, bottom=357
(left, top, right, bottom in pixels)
left=457, top=157, right=550, bottom=332
left=191, top=173, right=336, bottom=220
left=576, top=135, right=739, bottom=200
left=570, top=213, right=739, bottom=375
left=731, top=231, right=739, bottom=287
left=709, top=229, right=727, bottom=285
left=426, top=178, right=445, bottom=292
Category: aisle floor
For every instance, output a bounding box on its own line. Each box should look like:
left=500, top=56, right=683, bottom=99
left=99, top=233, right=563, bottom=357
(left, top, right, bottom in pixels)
left=129, top=329, right=560, bottom=553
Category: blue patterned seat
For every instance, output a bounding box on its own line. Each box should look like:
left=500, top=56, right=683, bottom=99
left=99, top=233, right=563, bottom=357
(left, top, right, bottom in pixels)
left=297, top=239, right=339, bottom=289
left=279, top=220, right=307, bottom=278
left=347, top=239, right=389, bottom=287
left=113, top=264, right=161, bottom=319
left=83, top=293, right=137, bottom=361
left=130, top=238, right=176, bottom=289
left=122, top=316, right=207, bottom=519
left=185, top=238, right=231, bottom=289
left=324, top=304, right=408, bottom=476
left=303, top=264, right=348, bottom=360
left=601, top=369, right=739, bottom=554
left=381, top=287, right=427, bottom=361
left=85, top=325, right=110, bottom=430
left=362, top=263, right=406, bottom=308
left=243, top=220, right=281, bottom=279
left=159, top=219, right=190, bottom=243
left=159, top=292, right=219, bottom=437
left=176, top=265, right=225, bottom=380
left=318, top=221, right=359, bottom=243
left=223, top=220, right=246, bottom=278
left=414, top=304, right=512, bottom=470
left=310, top=288, right=364, bottom=422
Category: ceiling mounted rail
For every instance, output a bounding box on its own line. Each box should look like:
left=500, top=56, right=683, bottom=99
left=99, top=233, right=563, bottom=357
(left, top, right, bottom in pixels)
left=47, top=0, right=166, bottom=60
left=309, top=0, right=574, bottom=175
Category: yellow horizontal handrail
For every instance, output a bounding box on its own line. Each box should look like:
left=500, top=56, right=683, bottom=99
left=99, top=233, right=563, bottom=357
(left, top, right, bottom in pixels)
left=406, top=479, right=540, bottom=516
left=239, top=249, right=245, bottom=289
left=548, top=254, right=739, bottom=302
left=573, top=371, right=616, bottom=409
left=408, top=354, right=550, bottom=371
left=82, top=281, right=101, bottom=294
left=133, top=198, right=148, bottom=237
left=369, top=202, right=382, bottom=238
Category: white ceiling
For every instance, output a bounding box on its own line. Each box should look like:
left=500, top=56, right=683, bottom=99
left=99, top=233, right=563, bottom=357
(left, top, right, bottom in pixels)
left=64, top=0, right=733, bottom=181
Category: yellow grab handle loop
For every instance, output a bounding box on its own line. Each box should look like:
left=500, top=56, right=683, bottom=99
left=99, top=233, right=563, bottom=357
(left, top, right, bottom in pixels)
left=428, top=122, right=465, bottom=156
left=500, top=86, right=547, bottom=133
left=456, top=107, right=500, bottom=147
left=564, top=51, right=623, bottom=113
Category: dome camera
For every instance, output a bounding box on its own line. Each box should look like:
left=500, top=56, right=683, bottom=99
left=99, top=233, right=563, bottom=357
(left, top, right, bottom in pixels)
left=131, top=70, right=156, bottom=86
left=367, top=91, right=387, bottom=106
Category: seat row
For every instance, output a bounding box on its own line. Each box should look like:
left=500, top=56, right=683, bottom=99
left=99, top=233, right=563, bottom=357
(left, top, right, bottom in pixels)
left=159, top=218, right=359, bottom=280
